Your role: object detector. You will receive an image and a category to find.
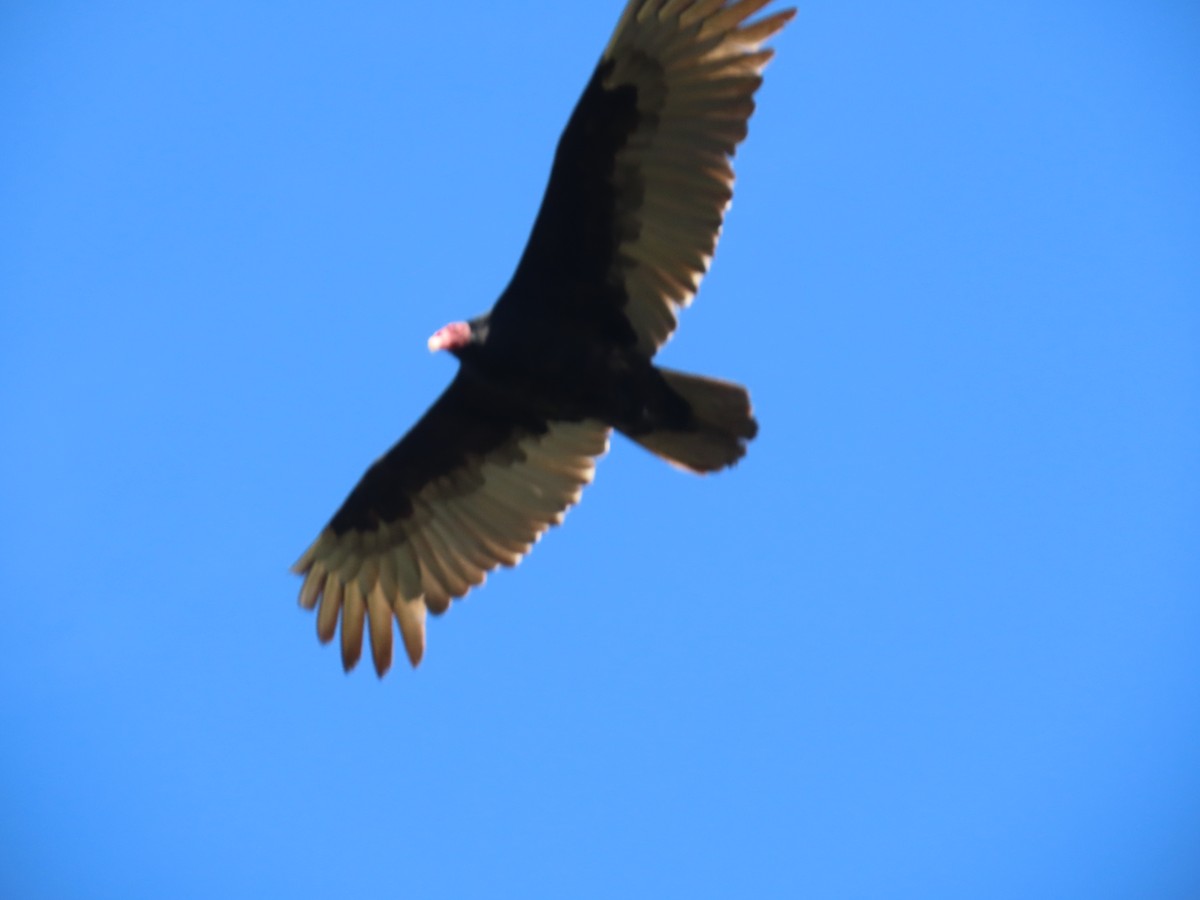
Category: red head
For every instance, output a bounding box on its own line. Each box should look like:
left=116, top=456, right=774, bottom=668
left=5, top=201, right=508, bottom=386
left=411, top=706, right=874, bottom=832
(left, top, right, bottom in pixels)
left=427, top=321, right=472, bottom=353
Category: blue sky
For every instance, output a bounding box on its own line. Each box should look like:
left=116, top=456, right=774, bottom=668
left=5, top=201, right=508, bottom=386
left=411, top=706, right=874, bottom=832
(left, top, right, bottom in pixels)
left=2, top=2, right=1197, bottom=897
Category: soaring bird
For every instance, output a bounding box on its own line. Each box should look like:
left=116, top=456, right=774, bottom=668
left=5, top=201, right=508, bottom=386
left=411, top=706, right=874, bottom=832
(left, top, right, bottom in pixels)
left=293, top=0, right=794, bottom=675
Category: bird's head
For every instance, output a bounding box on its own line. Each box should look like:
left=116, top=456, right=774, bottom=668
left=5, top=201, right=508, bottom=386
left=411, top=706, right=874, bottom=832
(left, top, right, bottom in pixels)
left=427, top=321, right=472, bottom=353
left=428, top=315, right=490, bottom=357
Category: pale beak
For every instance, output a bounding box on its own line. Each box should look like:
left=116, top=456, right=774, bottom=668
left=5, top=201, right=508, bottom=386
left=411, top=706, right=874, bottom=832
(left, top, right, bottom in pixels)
left=427, top=321, right=469, bottom=353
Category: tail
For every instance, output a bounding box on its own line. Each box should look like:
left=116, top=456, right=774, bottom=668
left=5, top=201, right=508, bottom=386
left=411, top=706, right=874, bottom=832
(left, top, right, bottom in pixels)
left=628, top=368, right=758, bottom=474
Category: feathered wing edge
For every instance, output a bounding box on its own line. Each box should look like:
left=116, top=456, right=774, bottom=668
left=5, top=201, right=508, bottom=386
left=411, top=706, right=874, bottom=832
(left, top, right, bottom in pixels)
left=603, top=0, right=795, bottom=354
left=293, top=421, right=611, bottom=676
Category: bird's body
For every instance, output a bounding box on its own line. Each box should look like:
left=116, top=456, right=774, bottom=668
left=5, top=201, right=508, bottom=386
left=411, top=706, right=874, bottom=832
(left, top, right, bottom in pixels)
left=294, top=0, right=794, bottom=675
left=450, top=320, right=692, bottom=439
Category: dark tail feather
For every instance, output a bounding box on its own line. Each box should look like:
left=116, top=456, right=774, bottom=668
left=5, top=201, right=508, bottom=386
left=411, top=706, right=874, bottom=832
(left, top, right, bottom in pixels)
left=628, top=368, right=758, bottom=474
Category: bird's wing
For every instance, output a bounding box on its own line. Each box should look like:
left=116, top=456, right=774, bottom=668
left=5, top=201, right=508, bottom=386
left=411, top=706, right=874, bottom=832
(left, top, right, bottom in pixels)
left=293, top=374, right=610, bottom=676
left=495, top=0, right=794, bottom=356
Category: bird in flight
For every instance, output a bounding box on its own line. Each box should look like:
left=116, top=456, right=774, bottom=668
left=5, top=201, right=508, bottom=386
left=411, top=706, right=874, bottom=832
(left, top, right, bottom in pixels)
left=294, top=0, right=794, bottom=675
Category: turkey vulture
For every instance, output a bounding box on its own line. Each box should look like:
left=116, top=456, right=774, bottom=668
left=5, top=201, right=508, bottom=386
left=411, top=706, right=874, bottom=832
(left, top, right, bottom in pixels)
left=293, top=0, right=794, bottom=675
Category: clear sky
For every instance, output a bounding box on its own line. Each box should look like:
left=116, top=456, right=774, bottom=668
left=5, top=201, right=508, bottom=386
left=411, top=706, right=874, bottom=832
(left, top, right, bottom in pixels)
left=2, top=2, right=1198, bottom=898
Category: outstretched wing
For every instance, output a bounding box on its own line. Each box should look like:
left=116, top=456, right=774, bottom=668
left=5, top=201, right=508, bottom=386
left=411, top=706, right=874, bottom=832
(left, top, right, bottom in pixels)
left=293, top=375, right=610, bottom=676
left=494, top=0, right=794, bottom=356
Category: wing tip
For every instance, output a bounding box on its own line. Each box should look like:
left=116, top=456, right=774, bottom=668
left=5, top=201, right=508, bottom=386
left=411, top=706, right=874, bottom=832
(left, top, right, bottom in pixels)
left=367, top=585, right=395, bottom=677
left=339, top=581, right=367, bottom=672
left=395, top=597, right=428, bottom=669
left=292, top=529, right=335, bottom=575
